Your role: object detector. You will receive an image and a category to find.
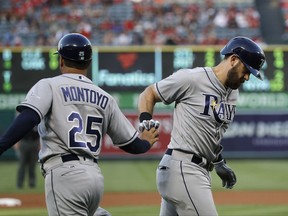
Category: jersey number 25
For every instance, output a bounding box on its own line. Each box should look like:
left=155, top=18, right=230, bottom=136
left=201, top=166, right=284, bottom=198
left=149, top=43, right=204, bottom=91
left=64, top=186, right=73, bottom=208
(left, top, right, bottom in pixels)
left=68, top=112, right=102, bottom=152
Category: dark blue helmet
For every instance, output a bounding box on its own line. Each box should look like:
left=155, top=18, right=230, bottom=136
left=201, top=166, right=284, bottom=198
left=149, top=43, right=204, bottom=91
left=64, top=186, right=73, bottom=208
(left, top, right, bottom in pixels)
left=54, top=33, right=92, bottom=62
left=221, top=36, right=266, bottom=80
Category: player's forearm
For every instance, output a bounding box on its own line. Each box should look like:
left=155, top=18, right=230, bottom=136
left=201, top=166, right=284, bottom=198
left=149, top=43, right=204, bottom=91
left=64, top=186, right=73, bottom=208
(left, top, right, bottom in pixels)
left=0, top=108, right=40, bottom=155
left=119, top=137, right=151, bottom=154
left=138, top=85, right=160, bottom=120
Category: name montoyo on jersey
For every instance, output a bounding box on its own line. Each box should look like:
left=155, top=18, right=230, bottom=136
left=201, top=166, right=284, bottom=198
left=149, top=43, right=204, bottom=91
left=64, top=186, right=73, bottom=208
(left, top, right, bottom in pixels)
left=60, top=86, right=109, bottom=109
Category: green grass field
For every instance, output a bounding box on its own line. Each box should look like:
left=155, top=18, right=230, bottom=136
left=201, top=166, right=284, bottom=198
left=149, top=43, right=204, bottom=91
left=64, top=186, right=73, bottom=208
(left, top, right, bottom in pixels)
left=0, top=159, right=288, bottom=215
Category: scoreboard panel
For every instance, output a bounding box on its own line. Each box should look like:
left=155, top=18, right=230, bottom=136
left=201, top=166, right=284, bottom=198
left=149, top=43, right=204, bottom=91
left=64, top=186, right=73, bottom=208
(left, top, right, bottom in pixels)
left=1, top=46, right=288, bottom=110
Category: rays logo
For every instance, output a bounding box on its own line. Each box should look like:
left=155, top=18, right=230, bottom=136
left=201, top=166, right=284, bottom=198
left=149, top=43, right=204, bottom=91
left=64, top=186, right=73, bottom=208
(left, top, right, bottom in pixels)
left=200, top=93, right=236, bottom=123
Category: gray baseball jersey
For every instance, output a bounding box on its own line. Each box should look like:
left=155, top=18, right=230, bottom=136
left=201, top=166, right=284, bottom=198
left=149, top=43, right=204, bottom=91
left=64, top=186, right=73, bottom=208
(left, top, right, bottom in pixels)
left=17, top=73, right=137, bottom=216
left=155, top=67, right=238, bottom=162
left=155, top=67, right=238, bottom=216
left=17, top=73, right=138, bottom=162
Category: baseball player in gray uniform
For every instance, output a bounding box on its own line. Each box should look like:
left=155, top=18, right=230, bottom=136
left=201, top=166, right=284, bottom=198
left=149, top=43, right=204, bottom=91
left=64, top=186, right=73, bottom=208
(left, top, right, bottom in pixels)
left=138, top=36, right=266, bottom=216
left=0, top=33, right=159, bottom=216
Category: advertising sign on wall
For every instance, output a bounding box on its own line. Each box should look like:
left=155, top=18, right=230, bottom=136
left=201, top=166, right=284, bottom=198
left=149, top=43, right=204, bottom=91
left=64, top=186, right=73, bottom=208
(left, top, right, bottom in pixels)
left=100, top=113, right=288, bottom=159
left=221, top=114, right=288, bottom=158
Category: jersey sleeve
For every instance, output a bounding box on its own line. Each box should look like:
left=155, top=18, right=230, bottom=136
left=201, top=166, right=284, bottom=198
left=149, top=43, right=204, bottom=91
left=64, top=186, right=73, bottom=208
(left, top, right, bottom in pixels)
left=106, top=98, right=138, bottom=146
left=155, top=69, right=193, bottom=105
left=17, top=79, right=53, bottom=120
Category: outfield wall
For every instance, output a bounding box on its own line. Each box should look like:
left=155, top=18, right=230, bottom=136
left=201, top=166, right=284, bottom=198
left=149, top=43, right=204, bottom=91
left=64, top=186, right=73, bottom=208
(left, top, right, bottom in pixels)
left=0, top=46, right=288, bottom=159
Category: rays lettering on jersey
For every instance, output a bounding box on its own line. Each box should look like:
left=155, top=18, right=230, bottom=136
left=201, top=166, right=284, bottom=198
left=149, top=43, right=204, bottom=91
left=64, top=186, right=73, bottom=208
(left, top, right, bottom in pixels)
left=61, top=86, right=109, bottom=109
left=200, top=93, right=236, bottom=123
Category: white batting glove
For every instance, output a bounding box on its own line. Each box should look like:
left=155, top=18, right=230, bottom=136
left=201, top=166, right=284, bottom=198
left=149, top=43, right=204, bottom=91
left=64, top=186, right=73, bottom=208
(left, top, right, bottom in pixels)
left=139, top=119, right=160, bottom=132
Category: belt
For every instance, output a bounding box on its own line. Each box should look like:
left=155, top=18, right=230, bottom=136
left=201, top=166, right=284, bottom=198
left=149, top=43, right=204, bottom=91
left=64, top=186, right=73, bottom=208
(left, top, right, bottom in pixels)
left=165, top=149, right=214, bottom=171
left=41, top=154, right=98, bottom=177
left=61, top=154, right=98, bottom=163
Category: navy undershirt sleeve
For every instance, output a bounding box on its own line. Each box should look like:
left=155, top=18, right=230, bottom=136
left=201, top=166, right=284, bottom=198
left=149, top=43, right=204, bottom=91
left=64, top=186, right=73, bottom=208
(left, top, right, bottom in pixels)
left=119, top=137, right=151, bottom=154
left=0, top=108, right=40, bottom=155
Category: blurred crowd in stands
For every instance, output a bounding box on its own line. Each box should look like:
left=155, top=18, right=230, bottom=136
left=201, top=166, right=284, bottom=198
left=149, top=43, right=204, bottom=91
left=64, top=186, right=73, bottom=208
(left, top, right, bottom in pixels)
left=281, top=0, right=288, bottom=36
left=0, top=0, right=266, bottom=46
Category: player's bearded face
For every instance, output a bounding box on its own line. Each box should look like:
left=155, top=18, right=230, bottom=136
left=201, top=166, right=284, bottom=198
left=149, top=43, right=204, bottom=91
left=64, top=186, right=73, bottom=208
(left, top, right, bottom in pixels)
left=225, top=61, right=246, bottom=89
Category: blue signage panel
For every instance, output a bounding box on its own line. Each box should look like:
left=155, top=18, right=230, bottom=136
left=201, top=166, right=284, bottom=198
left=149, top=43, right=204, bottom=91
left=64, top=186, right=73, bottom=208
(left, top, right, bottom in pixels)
left=222, top=114, right=288, bottom=158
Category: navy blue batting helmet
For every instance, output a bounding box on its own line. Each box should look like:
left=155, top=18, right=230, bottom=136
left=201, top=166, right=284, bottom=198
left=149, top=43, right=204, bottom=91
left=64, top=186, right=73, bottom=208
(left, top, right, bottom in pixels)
left=54, top=33, right=92, bottom=62
left=221, top=36, right=266, bottom=80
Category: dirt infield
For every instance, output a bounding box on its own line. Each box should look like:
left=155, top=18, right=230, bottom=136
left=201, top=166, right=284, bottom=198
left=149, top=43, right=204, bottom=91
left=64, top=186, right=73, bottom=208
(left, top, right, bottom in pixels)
left=1, top=191, right=288, bottom=208
left=101, top=191, right=288, bottom=206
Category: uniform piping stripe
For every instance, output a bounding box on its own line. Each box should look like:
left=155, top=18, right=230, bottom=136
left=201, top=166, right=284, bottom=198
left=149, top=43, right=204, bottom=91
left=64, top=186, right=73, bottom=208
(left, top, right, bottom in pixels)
left=18, top=104, right=43, bottom=119
left=155, top=83, right=170, bottom=104
left=51, top=170, right=61, bottom=215
left=62, top=75, right=93, bottom=84
left=116, top=131, right=138, bottom=146
left=180, top=161, right=200, bottom=216
left=203, top=67, right=223, bottom=100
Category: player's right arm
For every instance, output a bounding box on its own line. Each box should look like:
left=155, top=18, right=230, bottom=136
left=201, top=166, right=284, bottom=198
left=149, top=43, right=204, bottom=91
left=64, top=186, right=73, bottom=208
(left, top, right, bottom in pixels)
left=138, top=69, right=190, bottom=121
left=106, top=96, right=159, bottom=154
left=119, top=84, right=161, bottom=155
left=138, top=84, right=162, bottom=122
left=119, top=128, right=159, bottom=154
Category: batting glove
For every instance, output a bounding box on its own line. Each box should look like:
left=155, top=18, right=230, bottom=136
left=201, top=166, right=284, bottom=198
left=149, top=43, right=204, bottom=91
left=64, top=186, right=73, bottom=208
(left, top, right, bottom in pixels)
left=139, top=119, right=160, bottom=132
left=214, top=159, right=237, bottom=189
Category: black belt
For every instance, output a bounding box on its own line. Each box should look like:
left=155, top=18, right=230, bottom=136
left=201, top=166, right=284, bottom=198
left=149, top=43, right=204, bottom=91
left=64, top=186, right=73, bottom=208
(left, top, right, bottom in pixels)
left=61, top=154, right=98, bottom=163
left=165, top=149, right=213, bottom=171
left=40, top=154, right=98, bottom=177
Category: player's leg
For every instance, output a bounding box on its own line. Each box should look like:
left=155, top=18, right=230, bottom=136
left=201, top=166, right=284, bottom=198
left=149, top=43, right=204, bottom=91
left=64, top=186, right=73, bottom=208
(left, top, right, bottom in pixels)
left=157, top=154, right=217, bottom=216
left=93, top=206, right=112, bottom=216
left=44, top=161, right=104, bottom=216
left=159, top=198, right=178, bottom=216
left=157, top=155, right=178, bottom=216
left=174, top=162, right=218, bottom=216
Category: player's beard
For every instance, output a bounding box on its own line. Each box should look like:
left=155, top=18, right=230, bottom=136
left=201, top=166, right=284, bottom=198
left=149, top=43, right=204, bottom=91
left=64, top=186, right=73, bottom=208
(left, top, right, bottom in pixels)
left=225, top=62, right=245, bottom=90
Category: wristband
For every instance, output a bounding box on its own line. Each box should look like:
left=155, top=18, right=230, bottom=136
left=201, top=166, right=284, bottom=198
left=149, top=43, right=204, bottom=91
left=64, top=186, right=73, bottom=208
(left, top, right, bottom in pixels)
left=214, top=153, right=223, bottom=163
left=139, top=112, right=152, bottom=122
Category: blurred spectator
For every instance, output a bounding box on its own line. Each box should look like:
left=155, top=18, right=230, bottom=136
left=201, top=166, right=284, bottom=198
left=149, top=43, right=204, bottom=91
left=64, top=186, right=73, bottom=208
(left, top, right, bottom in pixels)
left=214, top=9, right=228, bottom=28
left=245, top=7, right=260, bottom=28
left=102, top=31, right=115, bottom=45
left=198, top=24, right=219, bottom=45
left=113, top=30, right=133, bottom=45
left=226, top=5, right=239, bottom=28
left=198, top=0, right=217, bottom=28
left=77, top=21, right=92, bottom=38
left=36, top=33, right=50, bottom=46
